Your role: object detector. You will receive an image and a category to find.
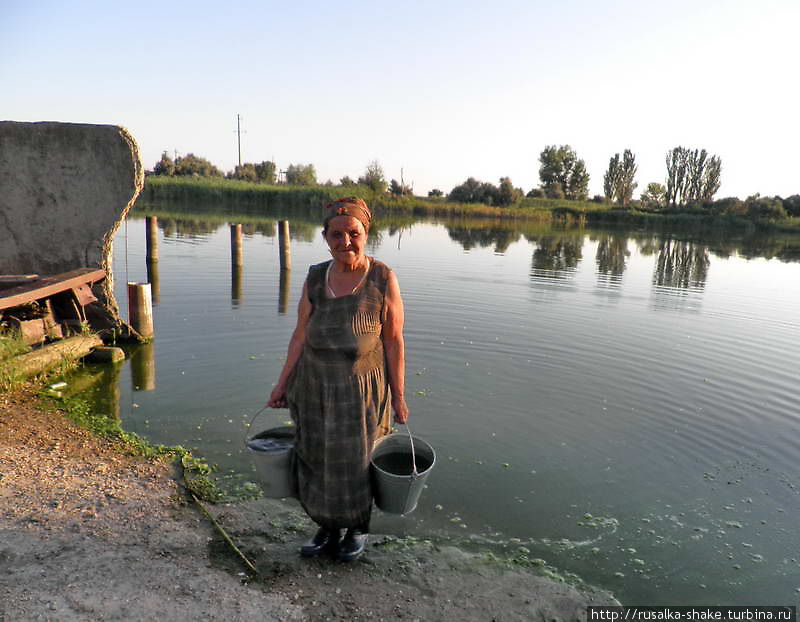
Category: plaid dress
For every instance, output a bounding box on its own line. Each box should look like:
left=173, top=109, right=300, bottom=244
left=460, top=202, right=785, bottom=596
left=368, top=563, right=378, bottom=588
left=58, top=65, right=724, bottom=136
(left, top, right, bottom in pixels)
left=287, top=258, right=393, bottom=529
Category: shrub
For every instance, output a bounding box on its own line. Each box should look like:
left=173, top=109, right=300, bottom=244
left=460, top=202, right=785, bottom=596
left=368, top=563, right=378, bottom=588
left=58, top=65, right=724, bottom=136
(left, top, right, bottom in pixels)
left=782, top=194, right=800, bottom=217
left=744, top=195, right=787, bottom=221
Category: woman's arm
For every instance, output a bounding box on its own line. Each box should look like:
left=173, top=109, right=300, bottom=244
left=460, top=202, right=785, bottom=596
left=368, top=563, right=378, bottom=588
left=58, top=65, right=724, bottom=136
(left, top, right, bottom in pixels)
left=267, top=280, right=312, bottom=408
left=382, top=271, right=409, bottom=423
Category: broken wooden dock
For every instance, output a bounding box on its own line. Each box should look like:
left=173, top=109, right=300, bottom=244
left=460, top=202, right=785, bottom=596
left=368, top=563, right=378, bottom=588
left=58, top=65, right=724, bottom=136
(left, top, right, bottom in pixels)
left=0, top=268, right=107, bottom=345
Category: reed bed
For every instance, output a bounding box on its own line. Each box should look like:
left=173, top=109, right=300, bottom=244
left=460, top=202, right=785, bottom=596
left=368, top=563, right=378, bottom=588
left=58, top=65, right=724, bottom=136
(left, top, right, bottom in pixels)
left=141, top=176, right=800, bottom=233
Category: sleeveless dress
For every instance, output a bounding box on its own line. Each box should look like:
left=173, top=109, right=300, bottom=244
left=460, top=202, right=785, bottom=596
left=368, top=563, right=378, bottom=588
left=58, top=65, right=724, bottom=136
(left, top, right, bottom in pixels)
left=286, top=257, right=393, bottom=529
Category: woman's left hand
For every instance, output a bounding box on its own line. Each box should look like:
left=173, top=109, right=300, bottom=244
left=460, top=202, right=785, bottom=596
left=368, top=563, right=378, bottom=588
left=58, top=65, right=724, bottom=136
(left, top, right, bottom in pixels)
left=392, top=395, right=409, bottom=424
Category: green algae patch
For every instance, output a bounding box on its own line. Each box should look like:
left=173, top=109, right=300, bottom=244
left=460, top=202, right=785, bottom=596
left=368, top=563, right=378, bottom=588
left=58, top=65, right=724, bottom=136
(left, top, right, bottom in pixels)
left=37, top=389, right=256, bottom=503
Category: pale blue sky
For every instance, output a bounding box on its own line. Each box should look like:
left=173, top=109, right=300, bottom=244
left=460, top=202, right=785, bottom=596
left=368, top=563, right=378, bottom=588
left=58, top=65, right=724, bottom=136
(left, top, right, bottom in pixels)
left=2, top=0, right=798, bottom=198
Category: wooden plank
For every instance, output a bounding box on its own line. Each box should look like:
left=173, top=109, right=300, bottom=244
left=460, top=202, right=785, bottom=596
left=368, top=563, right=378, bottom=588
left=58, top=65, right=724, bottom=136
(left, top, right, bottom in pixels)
left=0, top=268, right=105, bottom=311
left=5, top=317, right=47, bottom=346
left=0, top=275, right=39, bottom=292
left=0, top=275, right=39, bottom=283
left=71, top=283, right=98, bottom=306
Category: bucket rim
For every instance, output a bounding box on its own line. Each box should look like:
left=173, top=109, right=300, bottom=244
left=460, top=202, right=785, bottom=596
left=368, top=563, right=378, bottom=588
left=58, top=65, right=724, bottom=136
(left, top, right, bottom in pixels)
left=247, top=425, right=295, bottom=444
left=370, top=435, right=436, bottom=479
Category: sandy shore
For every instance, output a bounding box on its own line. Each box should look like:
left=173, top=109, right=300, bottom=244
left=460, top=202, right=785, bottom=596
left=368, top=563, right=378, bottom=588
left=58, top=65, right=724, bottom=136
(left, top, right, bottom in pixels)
left=0, top=388, right=619, bottom=621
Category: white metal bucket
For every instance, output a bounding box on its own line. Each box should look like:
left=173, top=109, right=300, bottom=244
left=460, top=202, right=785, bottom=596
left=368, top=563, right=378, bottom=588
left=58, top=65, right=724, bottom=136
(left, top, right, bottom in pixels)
left=246, top=426, right=295, bottom=498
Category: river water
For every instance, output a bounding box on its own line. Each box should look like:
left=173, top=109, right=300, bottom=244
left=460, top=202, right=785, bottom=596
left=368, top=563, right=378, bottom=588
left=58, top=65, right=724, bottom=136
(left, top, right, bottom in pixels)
left=74, top=208, right=800, bottom=604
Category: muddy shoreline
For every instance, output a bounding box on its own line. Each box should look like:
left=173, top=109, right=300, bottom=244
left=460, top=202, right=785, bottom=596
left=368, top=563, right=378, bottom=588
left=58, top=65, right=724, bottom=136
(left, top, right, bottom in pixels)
left=0, top=388, right=620, bottom=620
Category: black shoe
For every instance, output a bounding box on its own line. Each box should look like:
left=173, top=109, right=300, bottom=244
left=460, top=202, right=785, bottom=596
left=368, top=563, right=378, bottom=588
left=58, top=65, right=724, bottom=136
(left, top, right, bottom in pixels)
left=300, top=528, right=336, bottom=558
left=338, top=528, right=368, bottom=562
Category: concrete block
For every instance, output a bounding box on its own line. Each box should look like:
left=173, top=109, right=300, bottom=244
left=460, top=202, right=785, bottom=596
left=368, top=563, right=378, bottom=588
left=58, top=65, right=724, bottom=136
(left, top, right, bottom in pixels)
left=85, top=346, right=125, bottom=364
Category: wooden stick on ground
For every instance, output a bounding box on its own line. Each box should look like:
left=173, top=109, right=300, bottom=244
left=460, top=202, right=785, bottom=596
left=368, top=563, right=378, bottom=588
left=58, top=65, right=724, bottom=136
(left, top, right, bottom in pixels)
left=191, top=493, right=258, bottom=574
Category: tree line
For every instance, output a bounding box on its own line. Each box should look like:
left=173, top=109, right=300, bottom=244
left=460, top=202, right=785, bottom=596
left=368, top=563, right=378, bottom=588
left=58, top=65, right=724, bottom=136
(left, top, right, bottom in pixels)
left=150, top=147, right=799, bottom=220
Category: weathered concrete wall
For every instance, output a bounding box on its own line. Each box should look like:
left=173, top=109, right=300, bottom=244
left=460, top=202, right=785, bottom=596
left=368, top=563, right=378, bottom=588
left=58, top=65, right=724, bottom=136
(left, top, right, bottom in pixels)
left=0, top=121, right=143, bottom=277
left=0, top=121, right=143, bottom=337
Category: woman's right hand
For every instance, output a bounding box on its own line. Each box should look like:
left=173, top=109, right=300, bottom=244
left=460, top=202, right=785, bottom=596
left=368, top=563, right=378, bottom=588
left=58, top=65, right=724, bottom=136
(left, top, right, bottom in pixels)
left=267, top=385, right=288, bottom=409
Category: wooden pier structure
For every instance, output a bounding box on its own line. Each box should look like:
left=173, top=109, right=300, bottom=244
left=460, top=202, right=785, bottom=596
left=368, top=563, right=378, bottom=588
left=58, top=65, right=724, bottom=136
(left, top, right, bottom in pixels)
left=0, top=268, right=107, bottom=345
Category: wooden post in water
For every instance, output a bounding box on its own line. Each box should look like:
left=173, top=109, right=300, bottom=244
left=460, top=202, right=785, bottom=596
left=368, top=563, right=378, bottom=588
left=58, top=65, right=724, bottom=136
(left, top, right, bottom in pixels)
left=231, top=224, right=243, bottom=267
left=278, top=220, right=291, bottom=272
left=127, top=282, right=154, bottom=339
left=146, top=216, right=159, bottom=262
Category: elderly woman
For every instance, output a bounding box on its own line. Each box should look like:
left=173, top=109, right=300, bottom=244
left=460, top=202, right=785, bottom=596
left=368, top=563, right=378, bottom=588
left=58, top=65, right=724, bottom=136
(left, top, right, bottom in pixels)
left=267, top=197, right=409, bottom=562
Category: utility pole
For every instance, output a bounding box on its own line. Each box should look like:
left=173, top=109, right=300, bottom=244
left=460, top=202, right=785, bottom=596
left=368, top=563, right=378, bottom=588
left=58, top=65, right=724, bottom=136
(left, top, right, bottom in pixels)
left=236, top=114, right=242, bottom=167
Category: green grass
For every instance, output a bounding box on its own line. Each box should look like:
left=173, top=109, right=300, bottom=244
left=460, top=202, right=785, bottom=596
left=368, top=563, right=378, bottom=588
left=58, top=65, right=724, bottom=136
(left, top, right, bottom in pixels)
left=141, top=175, right=599, bottom=222
left=0, top=330, right=32, bottom=390
left=0, top=329, right=30, bottom=361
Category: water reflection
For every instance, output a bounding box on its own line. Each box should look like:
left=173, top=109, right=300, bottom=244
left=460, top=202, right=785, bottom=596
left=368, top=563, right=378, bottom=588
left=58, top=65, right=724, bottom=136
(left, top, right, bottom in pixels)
left=650, top=238, right=709, bottom=313
left=160, top=218, right=219, bottom=239
left=446, top=225, right=520, bottom=254
left=594, top=233, right=629, bottom=277
left=130, top=342, right=156, bottom=391
left=231, top=263, right=244, bottom=307
left=146, top=258, right=160, bottom=305
left=653, top=238, right=710, bottom=290
left=529, top=234, right=583, bottom=277
left=634, top=235, right=660, bottom=257
left=279, top=269, right=291, bottom=315
left=65, top=363, right=121, bottom=420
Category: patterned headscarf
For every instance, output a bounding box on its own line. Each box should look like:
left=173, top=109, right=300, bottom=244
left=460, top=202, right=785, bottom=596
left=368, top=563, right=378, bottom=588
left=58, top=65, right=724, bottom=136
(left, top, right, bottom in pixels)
left=323, top=197, right=372, bottom=233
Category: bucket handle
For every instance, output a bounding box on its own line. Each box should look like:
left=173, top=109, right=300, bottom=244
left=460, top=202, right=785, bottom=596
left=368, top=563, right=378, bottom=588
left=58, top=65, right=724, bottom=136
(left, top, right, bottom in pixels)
left=403, top=423, right=419, bottom=478
left=243, top=405, right=289, bottom=447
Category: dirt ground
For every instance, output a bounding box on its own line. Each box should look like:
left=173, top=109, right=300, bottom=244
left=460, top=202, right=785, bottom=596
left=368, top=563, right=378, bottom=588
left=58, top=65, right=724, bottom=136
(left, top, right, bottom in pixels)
left=0, top=388, right=620, bottom=621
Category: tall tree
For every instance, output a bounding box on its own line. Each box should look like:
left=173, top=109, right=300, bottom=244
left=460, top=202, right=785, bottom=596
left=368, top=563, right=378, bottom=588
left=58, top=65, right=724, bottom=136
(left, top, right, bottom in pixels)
left=389, top=179, right=413, bottom=196
left=153, top=151, right=175, bottom=176
left=616, top=149, right=638, bottom=206
left=285, top=163, right=317, bottom=186
left=174, top=153, right=223, bottom=177
left=603, top=154, right=620, bottom=203
left=448, top=177, right=500, bottom=205
left=567, top=160, right=590, bottom=201
left=254, top=160, right=277, bottom=184
left=665, top=147, right=722, bottom=206
left=701, top=155, right=721, bottom=202
left=497, top=177, right=523, bottom=206
left=358, top=160, right=387, bottom=193
left=538, top=145, right=589, bottom=200
left=229, top=163, right=257, bottom=182
left=641, top=182, right=666, bottom=208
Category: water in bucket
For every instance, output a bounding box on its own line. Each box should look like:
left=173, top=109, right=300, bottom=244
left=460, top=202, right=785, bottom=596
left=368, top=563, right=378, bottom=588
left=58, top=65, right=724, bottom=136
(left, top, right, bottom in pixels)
left=372, top=450, right=434, bottom=476
left=371, top=431, right=435, bottom=515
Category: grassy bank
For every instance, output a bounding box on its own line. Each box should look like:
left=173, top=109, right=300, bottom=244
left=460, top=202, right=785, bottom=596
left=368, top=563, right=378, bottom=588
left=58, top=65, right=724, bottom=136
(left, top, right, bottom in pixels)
left=0, top=330, right=32, bottom=390
left=142, top=175, right=588, bottom=222
left=38, top=388, right=234, bottom=502
left=0, top=331, right=237, bottom=502
left=142, top=176, right=800, bottom=233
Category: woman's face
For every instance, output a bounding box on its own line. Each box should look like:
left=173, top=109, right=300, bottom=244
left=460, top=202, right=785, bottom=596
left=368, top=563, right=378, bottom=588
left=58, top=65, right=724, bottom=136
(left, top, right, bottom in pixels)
left=324, top=215, right=368, bottom=266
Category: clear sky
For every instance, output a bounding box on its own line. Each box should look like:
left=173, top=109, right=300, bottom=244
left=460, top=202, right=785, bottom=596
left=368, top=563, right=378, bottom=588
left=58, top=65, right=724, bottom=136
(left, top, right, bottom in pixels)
left=2, top=0, right=798, bottom=199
